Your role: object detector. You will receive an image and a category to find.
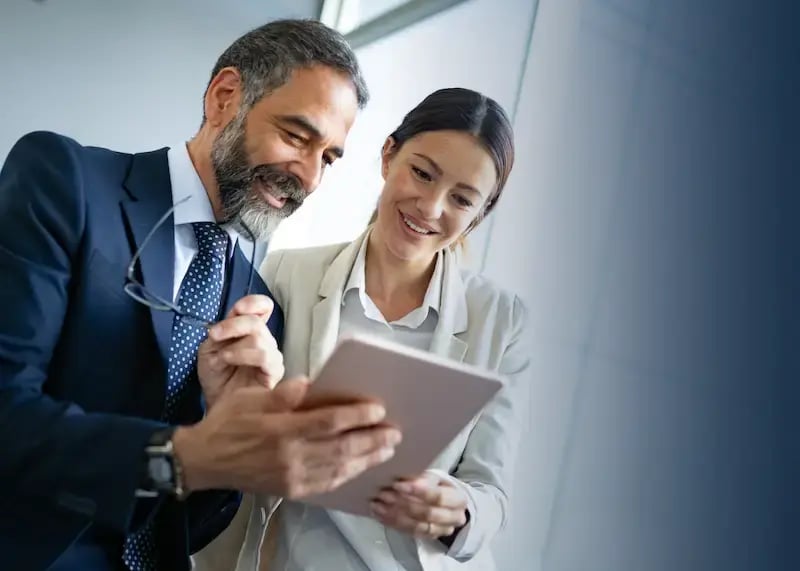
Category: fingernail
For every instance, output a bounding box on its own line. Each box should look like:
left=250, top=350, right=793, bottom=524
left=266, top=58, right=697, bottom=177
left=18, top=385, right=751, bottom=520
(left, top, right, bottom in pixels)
left=378, top=491, right=397, bottom=504
left=368, top=405, right=386, bottom=423
left=379, top=447, right=395, bottom=461
left=387, top=430, right=402, bottom=446
left=370, top=501, right=387, bottom=516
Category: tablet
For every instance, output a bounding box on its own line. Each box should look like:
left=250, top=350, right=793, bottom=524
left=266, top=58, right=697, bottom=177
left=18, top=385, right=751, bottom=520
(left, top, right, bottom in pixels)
left=297, top=333, right=503, bottom=517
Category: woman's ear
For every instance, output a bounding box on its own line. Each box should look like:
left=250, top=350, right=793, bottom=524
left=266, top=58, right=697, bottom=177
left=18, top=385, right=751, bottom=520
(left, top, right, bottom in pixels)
left=380, top=136, right=397, bottom=179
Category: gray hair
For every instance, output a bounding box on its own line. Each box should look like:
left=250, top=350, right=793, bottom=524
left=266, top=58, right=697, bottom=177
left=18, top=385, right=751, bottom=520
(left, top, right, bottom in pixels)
left=202, top=19, right=368, bottom=121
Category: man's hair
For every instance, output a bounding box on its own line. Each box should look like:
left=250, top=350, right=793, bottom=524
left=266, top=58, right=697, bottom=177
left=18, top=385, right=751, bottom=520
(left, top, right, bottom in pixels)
left=202, top=19, right=368, bottom=120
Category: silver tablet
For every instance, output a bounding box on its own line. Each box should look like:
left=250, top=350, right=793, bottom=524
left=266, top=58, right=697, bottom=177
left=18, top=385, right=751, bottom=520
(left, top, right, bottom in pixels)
left=298, top=333, right=503, bottom=517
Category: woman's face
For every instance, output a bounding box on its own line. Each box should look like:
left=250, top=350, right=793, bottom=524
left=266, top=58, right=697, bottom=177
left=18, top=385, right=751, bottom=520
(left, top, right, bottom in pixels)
left=374, top=130, right=497, bottom=264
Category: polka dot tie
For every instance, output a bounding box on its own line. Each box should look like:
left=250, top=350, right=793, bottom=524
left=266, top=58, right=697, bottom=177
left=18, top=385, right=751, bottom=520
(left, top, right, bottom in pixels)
left=122, top=222, right=229, bottom=571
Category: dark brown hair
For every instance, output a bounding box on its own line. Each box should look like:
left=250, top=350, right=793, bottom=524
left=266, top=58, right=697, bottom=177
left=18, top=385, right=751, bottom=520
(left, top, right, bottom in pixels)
left=372, top=87, right=514, bottom=234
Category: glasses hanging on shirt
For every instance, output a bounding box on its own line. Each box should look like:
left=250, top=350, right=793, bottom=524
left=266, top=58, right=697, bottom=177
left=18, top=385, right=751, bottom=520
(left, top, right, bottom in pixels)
left=123, top=194, right=256, bottom=328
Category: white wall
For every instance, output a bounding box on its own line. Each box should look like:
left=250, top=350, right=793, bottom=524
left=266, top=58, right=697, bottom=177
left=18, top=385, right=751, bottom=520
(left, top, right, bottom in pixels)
left=0, top=0, right=317, bottom=159
left=268, top=0, right=537, bottom=273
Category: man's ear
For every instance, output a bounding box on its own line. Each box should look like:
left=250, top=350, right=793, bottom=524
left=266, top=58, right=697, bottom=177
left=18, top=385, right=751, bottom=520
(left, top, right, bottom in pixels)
left=380, top=136, right=398, bottom=179
left=203, top=67, right=243, bottom=128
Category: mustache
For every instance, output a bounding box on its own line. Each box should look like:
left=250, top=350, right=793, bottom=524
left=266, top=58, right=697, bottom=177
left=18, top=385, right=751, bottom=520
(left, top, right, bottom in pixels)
left=249, top=165, right=306, bottom=208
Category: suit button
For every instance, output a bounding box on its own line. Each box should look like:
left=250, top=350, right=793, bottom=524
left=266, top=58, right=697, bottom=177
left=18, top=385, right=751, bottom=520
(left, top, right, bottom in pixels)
left=260, top=507, right=267, bottom=526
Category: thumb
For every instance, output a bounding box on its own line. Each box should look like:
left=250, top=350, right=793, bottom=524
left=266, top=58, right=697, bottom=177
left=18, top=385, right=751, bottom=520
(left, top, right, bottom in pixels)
left=226, top=294, right=274, bottom=322
left=263, top=376, right=310, bottom=412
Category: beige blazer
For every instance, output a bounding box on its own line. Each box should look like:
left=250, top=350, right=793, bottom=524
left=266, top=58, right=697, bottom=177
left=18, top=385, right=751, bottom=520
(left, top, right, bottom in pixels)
left=193, top=232, right=530, bottom=571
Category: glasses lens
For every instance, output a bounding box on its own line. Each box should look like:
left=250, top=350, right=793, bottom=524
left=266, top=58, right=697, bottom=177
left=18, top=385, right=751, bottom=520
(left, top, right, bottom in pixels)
left=123, top=282, right=174, bottom=311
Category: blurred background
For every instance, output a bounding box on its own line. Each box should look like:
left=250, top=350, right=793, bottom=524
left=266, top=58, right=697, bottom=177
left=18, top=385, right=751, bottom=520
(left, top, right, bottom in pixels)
left=2, top=1, right=794, bottom=569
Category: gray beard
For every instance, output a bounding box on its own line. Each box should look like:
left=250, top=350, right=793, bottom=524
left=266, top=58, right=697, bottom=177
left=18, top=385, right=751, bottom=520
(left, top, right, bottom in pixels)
left=210, top=113, right=306, bottom=242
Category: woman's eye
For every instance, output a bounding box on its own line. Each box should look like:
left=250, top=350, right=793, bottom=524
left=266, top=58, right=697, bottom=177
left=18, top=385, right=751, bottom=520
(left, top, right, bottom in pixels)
left=454, top=195, right=473, bottom=208
left=411, top=166, right=432, bottom=182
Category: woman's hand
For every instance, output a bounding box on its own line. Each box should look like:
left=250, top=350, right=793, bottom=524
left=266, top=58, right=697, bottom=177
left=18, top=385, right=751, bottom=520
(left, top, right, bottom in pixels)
left=370, top=471, right=469, bottom=540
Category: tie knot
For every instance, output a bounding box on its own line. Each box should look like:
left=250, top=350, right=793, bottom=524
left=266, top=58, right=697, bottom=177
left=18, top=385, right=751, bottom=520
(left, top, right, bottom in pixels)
left=192, top=222, right=228, bottom=259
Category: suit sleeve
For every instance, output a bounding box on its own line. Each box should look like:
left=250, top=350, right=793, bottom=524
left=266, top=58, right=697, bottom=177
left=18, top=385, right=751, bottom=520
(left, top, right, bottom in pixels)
left=442, top=295, right=531, bottom=561
left=0, top=132, right=166, bottom=532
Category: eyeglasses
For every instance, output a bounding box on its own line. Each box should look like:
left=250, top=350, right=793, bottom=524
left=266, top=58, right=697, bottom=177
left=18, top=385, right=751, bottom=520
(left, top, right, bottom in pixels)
left=123, top=195, right=256, bottom=328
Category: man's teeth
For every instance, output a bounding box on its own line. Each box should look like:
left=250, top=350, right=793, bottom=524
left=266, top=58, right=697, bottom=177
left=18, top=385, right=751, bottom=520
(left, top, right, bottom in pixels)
left=402, top=214, right=432, bottom=235
left=262, top=182, right=288, bottom=199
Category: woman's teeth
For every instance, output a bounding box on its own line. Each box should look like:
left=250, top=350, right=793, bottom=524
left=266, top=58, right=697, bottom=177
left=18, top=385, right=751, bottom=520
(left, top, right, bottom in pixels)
left=402, top=214, right=432, bottom=235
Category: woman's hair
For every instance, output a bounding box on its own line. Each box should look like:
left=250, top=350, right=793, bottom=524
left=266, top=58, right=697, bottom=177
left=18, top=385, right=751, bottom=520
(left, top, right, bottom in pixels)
left=370, top=88, right=515, bottom=241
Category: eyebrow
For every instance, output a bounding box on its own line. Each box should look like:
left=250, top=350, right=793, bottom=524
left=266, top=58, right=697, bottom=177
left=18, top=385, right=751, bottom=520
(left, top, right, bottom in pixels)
left=279, top=114, right=344, bottom=159
left=412, top=153, right=484, bottom=196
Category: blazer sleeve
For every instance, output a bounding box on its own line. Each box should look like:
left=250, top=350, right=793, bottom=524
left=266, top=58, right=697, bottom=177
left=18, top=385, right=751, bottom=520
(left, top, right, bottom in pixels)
left=442, top=294, right=531, bottom=562
left=0, top=132, right=166, bottom=532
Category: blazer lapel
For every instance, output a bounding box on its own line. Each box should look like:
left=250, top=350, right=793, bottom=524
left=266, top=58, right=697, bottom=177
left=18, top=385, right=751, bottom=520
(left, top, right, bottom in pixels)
left=121, top=148, right=175, bottom=369
left=429, top=249, right=469, bottom=362
left=307, top=234, right=367, bottom=378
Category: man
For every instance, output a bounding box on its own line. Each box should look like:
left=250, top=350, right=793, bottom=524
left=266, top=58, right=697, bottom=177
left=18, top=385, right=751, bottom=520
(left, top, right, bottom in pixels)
left=0, top=19, right=401, bottom=571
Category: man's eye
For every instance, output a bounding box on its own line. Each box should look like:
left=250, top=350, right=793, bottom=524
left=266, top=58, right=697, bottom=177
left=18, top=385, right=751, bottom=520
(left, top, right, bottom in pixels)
left=287, top=131, right=305, bottom=144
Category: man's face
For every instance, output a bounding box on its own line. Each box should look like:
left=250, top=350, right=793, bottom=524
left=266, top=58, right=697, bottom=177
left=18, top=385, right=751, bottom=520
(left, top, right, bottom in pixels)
left=211, top=65, right=359, bottom=240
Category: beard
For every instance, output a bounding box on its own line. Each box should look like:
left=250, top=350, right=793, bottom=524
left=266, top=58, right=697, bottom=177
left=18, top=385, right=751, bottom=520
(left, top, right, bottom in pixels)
left=210, top=113, right=306, bottom=241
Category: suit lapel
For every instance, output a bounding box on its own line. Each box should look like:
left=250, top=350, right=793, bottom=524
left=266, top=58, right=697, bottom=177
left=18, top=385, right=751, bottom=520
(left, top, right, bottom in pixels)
left=121, top=148, right=175, bottom=369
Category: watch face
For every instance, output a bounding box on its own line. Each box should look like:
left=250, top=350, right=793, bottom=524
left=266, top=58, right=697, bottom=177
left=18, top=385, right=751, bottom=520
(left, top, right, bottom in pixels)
left=149, top=457, right=173, bottom=484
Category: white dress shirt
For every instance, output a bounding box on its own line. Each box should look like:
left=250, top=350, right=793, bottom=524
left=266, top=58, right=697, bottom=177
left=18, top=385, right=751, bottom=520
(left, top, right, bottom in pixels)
left=338, top=230, right=443, bottom=350
left=166, top=142, right=252, bottom=302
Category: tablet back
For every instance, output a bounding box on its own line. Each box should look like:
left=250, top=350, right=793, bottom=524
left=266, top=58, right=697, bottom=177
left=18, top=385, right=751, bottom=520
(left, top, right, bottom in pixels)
left=298, top=333, right=503, bottom=517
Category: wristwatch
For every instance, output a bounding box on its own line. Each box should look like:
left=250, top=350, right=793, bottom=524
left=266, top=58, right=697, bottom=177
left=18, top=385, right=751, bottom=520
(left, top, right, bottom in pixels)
left=136, top=428, right=188, bottom=500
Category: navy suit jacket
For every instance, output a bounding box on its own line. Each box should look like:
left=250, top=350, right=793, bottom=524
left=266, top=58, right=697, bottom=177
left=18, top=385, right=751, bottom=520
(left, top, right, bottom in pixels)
left=0, top=131, right=283, bottom=571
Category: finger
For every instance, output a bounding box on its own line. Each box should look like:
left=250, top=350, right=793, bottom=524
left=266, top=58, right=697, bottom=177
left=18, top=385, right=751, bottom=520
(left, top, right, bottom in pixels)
left=219, top=343, right=283, bottom=377
left=288, top=402, right=389, bottom=438
left=373, top=490, right=467, bottom=527
left=393, top=480, right=466, bottom=510
left=300, top=426, right=401, bottom=468
left=263, top=376, right=310, bottom=412
left=208, top=314, right=273, bottom=342
left=369, top=502, right=458, bottom=538
left=285, top=445, right=396, bottom=499
left=400, top=495, right=467, bottom=527
left=226, top=294, right=274, bottom=320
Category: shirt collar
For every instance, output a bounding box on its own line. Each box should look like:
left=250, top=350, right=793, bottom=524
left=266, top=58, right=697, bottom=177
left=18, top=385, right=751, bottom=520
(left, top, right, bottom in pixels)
left=167, top=141, right=249, bottom=253
left=343, top=230, right=444, bottom=328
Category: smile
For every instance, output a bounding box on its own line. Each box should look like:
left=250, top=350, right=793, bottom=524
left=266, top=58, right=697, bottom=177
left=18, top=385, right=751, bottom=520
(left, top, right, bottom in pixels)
left=400, top=212, right=435, bottom=235
left=256, top=177, right=288, bottom=209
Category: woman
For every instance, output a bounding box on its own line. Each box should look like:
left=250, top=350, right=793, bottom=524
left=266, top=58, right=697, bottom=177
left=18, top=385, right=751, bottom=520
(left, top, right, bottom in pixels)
left=206, top=87, right=529, bottom=571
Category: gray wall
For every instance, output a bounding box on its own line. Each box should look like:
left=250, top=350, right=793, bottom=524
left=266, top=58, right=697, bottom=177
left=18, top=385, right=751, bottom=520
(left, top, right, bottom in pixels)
left=0, top=0, right=317, bottom=159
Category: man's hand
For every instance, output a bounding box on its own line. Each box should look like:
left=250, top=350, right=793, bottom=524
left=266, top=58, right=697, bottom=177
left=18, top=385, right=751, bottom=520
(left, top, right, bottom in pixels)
left=197, top=294, right=284, bottom=409
left=369, top=471, right=469, bottom=540
left=172, top=378, right=402, bottom=498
